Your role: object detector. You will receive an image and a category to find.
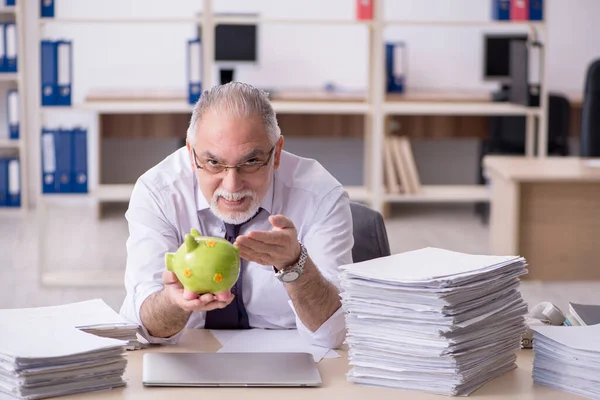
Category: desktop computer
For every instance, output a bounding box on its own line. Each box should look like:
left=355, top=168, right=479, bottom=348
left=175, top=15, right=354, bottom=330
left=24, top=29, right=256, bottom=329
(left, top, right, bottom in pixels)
left=483, top=33, right=528, bottom=101
left=196, top=15, right=258, bottom=85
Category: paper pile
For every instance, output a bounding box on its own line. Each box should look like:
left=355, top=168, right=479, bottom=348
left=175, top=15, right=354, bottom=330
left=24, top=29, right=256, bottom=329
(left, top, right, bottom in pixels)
left=531, top=324, right=600, bottom=399
left=339, top=247, right=528, bottom=396
left=0, top=300, right=137, bottom=399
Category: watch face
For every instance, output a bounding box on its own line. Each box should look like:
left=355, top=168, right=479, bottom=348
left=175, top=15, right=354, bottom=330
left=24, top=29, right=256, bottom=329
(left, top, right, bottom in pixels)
left=282, top=271, right=300, bottom=282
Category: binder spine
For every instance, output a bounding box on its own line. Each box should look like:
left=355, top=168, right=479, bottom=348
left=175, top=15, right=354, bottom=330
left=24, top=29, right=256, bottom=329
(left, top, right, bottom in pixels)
left=386, top=42, right=406, bottom=93
left=56, top=40, right=72, bottom=106
left=56, top=128, right=72, bottom=192
left=8, top=89, right=19, bottom=140
left=41, top=0, right=55, bottom=18
left=355, top=0, right=373, bottom=20
left=5, top=23, right=17, bottom=73
left=41, top=129, right=57, bottom=193
left=71, top=127, right=88, bottom=193
left=6, top=0, right=16, bottom=6
left=0, top=159, right=7, bottom=207
left=510, top=0, right=529, bottom=20
left=187, top=38, right=202, bottom=105
left=529, top=0, right=543, bottom=20
left=7, top=158, right=20, bottom=207
left=41, top=40, right=57, bottom=106
left=492, top=0, right=511, bottom=20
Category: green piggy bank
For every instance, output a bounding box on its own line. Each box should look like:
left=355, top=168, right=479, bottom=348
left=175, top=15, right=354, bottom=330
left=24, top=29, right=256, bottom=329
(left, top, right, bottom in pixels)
left=165, top=228, right=240, bottom=295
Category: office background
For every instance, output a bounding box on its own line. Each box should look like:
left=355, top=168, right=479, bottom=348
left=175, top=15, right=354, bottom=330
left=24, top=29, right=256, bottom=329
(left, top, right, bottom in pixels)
left=0, top=0, right=599, bottom=313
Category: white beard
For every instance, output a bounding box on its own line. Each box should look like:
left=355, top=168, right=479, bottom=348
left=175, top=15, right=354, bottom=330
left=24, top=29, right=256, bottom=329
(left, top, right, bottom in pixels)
left=210, top=188, right=261, bottom=225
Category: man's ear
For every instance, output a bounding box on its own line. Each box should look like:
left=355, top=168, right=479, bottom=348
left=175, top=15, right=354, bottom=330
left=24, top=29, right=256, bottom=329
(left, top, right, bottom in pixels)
left=274, top=136, right=284, bottom=170
left=186, top=139, right=195, bottom=171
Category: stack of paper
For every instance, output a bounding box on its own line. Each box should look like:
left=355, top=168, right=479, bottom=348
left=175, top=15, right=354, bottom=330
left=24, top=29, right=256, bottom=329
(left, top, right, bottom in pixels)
left=531, top=324, right=600, bottom=399
left=0, top=300, right=134, bottom=399
left=339, top=247, right=528, bottom=396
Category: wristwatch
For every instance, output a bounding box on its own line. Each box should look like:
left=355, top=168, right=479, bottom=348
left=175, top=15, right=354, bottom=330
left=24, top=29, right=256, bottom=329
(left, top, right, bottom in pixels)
left=274, top=242, right=308, bottom=283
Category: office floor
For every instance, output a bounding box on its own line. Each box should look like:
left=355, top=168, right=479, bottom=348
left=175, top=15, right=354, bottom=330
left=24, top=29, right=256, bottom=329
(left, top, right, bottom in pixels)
left=1, top=203, right=599, bottom=313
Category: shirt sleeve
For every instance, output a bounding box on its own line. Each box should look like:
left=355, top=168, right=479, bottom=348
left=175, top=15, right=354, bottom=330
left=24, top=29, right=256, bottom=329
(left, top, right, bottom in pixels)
left=294, top=186, right=354, bottom=349
left=118, top=178, right=185, bottom=345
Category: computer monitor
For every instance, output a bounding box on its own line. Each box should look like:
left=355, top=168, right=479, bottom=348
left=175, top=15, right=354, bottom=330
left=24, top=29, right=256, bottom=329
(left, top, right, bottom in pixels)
left=483, top=34, right=528, bottom=84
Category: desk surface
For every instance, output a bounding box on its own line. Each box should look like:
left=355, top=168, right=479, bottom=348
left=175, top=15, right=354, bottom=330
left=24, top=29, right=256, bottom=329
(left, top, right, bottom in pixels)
left=57, top=329, right=575, bottom=400
left=484, top=156, right=600, bottom=182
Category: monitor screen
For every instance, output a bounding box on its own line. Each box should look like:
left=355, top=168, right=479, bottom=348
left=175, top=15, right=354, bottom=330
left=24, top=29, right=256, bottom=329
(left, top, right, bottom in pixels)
left=484, top=34, right=528, bottom=81
left=215, top=24, right=257, bottom=62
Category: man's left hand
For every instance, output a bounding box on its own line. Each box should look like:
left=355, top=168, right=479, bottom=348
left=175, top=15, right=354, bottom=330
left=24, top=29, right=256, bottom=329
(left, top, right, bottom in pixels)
left=234, top=215, right=301, bottom=271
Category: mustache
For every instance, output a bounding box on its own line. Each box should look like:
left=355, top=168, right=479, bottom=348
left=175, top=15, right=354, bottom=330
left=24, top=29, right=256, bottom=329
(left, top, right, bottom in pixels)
left=212, top=188, right=256, bottom=201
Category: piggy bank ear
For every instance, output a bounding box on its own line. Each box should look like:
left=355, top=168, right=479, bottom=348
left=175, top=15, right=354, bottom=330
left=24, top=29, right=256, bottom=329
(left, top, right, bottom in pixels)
left=190, top=228, right=201, bottom=239
left=185, top=234, right=199, bottom=253
left=165, top=253, right=175, bottom=271
left=233, top=245, right=240, bottom=254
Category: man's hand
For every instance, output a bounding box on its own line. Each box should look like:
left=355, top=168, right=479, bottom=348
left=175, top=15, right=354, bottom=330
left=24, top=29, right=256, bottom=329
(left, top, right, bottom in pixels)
left=234, top=215, right=301, bottom=270
left=162, top=270, right=234, bottom=312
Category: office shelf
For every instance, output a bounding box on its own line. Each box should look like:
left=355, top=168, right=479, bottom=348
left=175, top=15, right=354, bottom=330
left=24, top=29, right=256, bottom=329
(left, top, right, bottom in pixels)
left=0, top=6, right=16, bottom=14
left=39, top=17, right=202, bottom=25
left=383, top=101, right=540, bottom=116
left=0, top=73, right=19, bottom=81
left=384, top=20, right=545, bottom=29
left=78, top=100, right=194, bottom=114
left=271, top=100, right=370, bottom=115
left=384, top=185, right=490, bottom=203
left=95, top=184, right=134, bottom=202
left=0, top=139, right=21, bottom=149
left=41, top=269, right=124, bottom=288
left=0, top=208, right=25, bottom=216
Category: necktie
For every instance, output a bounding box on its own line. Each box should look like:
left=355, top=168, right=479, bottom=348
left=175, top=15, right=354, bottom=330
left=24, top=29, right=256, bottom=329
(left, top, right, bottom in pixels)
left=204, top=209, right=261, bottom=330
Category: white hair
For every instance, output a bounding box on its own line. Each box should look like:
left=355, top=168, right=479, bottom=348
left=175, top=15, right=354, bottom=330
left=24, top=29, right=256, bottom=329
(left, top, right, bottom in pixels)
left=186, top=82, right=281, bottom=146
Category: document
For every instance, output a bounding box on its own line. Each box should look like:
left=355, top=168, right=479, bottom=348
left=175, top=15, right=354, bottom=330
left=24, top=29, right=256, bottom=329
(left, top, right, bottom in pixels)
left=214, top=329, right=340, bottom=363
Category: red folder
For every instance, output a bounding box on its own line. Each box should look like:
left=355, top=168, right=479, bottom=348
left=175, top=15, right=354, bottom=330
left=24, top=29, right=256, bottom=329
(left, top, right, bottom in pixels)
left=356, top=0, right=373, bottom=20
left=511, top=0, right=529, bottom=20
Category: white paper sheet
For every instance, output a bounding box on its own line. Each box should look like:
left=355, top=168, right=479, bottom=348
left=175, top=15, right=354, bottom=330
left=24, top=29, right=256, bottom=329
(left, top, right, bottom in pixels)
left=215, top=328, right=339, bottom=362
left=531, top=324, right=600, bottom=352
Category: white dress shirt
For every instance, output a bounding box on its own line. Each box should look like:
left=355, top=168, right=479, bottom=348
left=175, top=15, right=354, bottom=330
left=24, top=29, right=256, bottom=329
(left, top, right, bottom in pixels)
left=119, top=147, right=354, bottom=349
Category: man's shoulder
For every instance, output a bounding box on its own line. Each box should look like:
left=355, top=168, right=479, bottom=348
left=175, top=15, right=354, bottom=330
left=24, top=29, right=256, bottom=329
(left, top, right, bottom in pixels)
left=136, top=147, right=193, bottom=195
left=276, top=151, right=346, bottom=203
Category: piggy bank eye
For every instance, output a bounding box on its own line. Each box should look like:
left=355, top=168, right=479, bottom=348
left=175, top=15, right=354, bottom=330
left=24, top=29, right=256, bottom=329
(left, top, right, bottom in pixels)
left=184, top=269, right=192, bottom=278
left=206, top=240, right=217, bottom=248
left=213, top=273, right=223, bottom=283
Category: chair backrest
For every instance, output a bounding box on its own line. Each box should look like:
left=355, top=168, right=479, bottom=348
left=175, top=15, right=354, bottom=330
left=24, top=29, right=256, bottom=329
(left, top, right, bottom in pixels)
left=581, top=58, right=600, bottom=157
left=349, top=202, right=391, bottom=263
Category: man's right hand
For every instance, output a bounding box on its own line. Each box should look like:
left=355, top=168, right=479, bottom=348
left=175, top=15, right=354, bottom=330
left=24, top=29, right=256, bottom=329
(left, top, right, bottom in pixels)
left=162, top=271, right=234, bottom=313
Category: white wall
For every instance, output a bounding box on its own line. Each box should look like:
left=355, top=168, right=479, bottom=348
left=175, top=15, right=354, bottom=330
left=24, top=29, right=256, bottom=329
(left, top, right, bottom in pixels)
left=24, top=0, right=600, bottom=204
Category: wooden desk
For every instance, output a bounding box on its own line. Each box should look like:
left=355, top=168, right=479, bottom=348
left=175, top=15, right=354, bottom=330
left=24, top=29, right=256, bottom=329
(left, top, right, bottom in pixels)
left=484, top=156, right=600, bottom=281
left=55, top=329, right=573, bottom=400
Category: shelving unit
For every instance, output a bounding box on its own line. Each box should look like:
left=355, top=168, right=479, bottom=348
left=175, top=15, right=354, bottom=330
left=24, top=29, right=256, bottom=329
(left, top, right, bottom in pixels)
left=0, top=2, right=28, bottom=214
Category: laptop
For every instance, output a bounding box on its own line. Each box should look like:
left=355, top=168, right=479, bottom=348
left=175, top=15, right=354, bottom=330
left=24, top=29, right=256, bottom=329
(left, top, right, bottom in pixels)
left=142, top=352, right=322, bottom=387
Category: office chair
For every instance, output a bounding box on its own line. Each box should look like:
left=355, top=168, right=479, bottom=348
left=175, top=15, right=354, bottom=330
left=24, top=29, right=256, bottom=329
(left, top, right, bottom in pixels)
left=580, top=58, right=600, bottom=157
left=349, top=202, right=391, bottom=263
left=475, top=93, right=571, bottom=223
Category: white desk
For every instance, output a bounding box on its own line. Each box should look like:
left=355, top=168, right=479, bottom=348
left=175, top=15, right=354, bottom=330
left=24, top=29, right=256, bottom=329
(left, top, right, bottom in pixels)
left=55, top=329, right=575, bottom=399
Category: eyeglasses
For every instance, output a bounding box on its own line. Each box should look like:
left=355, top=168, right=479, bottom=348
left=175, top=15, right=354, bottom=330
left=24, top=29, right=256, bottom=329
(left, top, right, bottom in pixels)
left=192, top=146, right=275, bottom=175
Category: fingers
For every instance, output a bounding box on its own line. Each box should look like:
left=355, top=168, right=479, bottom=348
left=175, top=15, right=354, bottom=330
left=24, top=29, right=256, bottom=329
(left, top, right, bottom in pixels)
left=163, top=270, right=180, bottom=285
left=269, top=215, right=294, bottom=229
left=235, top=236, right=273, bottom=253
left=177, top=293, right=234, bottom=313
left=236, top=242, right=272, bottom=266
left=243, top=231, right=286, bottom=246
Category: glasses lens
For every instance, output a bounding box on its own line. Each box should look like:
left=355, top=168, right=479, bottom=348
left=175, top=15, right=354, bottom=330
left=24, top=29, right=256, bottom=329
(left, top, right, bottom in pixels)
left=204, top=163, right=225, bottom=174
left=239, top=164, right=263, bottom=174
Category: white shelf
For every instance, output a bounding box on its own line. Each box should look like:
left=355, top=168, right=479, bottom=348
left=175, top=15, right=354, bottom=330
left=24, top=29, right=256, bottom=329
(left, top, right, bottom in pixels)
left=213, top=16, right=372, bottom=26
left=384, top=185, right=490, bottom=203
left=95, top=184, right=134, bottom=202
left=345, top=185, right=371, bottom=202
left=384, top=20, right=544, bottom=28
left=0, top=73, right=18, bottom=81
left=77, top=101, right=193, bottom=114
left=0, top=6, right=16, bottom=14
left=383, top=101, right=540, bottom=116
left=271, top=100, right=370, bottom=115
left=40, top=17, right=202, bottom=24
left=0, top=208, right=24, bottom=217
left=0, top=139, right=20, bottom=149
left=41, top=269, right=124, bottom=287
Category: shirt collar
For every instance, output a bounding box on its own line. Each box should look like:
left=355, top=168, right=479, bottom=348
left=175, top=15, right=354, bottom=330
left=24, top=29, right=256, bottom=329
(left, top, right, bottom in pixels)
left=194, top=173, right=275, bottom=215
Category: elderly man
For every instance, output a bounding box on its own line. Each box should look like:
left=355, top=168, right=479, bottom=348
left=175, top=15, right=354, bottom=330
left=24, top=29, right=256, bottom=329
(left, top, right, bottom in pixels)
left=120, top=82, right=353, bottom=348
